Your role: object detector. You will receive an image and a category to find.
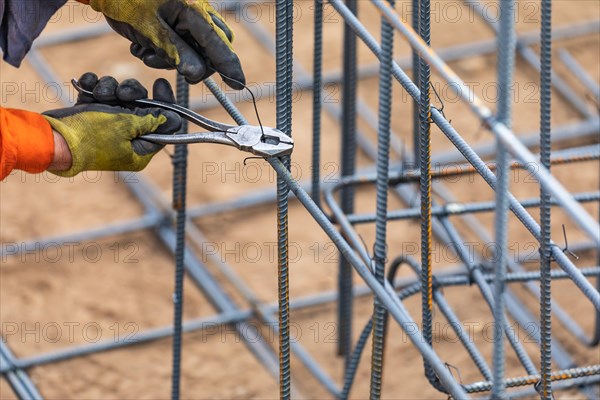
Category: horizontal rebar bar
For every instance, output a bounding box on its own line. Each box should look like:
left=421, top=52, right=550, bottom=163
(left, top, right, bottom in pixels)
left=488, top=375, right=600, bottom=400
left=347, top=191, right=599, bottom=224
left=432, top=117, right=600, bottom=165
left=397, top=267, right=600, bottom=296
left=463, top=364, right=600, bottom=393
left=2, top=310, right=251, bottom=372
left=0, top=213, right=162, bottom=259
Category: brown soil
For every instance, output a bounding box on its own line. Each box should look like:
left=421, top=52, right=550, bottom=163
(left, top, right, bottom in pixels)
left=1, top=1, right=599, bottom=399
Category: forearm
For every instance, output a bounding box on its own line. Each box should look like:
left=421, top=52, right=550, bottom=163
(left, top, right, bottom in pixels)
left=48, top=131, right=72, bottom=172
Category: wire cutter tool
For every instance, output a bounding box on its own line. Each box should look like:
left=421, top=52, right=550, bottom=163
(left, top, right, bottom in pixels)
left=71, top=79, right=294, bottom=158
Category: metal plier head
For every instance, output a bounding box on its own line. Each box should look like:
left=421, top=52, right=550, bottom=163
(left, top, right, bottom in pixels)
left=227, top=125, right=294, bottom=158
left=71, top=79, right=294, bottom=158
left=141, top=125, right=294, bottom=158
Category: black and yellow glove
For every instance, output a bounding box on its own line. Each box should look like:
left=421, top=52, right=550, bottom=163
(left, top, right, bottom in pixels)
left=87, top=0, right=245, bottom=89
left=43, top=73, right=182, bottom=177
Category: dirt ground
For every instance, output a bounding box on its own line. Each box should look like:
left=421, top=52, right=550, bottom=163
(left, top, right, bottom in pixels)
left=1, top=0, right=599, bottom=399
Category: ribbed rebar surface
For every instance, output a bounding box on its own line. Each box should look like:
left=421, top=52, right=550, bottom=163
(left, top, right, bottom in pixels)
left=275, top=0, right=294, bottom=398
left=204, top=78, right=247, bottom=125
left=412, top=0, right=420, bottom=158
left=171, top=75, right=189, bottom=400
left=312, top=0, right=324, bottom=209
left=417, top=0, right=437, bottom=391
left=463, top=364, right=600, bottom=393
left=342, top=319, right=374, bottom=399
left=369, top=0, right=395, bottom=397
left=539, top=0, right=553, bottom=398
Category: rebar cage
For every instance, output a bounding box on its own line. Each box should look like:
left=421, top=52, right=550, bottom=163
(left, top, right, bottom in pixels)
left=1, top=0, right=599, bottom=399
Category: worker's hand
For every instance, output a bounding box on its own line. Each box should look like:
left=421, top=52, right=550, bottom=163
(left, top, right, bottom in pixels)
left=43, top=73, right=182, bottom=177
left=87, top=0, right=245, bottom=89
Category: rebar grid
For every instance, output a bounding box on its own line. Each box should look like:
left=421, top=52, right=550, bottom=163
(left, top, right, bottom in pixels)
left=1, top=1, right=599, bottom=399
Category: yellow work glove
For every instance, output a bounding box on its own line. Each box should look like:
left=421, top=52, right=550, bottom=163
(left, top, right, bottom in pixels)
left=88, top=0, right=245, bottom=89
left=43, top=73, right=182, bottom=177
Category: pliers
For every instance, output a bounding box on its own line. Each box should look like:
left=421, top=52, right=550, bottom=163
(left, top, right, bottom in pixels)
left=71, top=79, right=294, bottom=158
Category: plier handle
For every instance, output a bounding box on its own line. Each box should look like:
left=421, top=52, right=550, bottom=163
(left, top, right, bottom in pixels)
left=71, top=79, right=294, bottom=158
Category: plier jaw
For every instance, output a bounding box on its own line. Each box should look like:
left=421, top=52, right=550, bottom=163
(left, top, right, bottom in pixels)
left=228, top=126, right=294, bottom=158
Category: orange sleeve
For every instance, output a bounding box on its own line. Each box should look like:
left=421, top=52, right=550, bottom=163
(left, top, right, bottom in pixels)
left=0, top=107, right=55, bottom=180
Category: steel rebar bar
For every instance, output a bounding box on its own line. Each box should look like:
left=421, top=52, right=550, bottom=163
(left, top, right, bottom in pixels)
left=412, top=0, right=421, bottom=158
left=369, top=0, right=395, bottom=395
left=492, top=1, right=517, bottom=397
left=413, top=0, right=441, bottom=391
left=463, top=364, right=600, bottom=393
left=275, top=1, right=294, bottom=396
left=539, top=0, right=554, bottom=397
left=170, top=75, right=189, bottom=400
left=312, top=0, right=324, bottom=209
left=338, top=0, right=360, bottom=361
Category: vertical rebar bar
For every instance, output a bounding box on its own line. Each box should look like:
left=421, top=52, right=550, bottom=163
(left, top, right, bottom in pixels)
left=338, top=0, right=359, bottom=361
left=539, top=0, right=553, bottom=398
left=276, top=0, right=293, bottom=398
left=171, top=74, right=189, bottom=400
left=412, top=0, right=420, bottom=159
left=492, top=2, right=516, bottom=398
left=417, top=0, right=437, bottom=389
left=312, top=0, right=324, bottom=208
left=369, top=0, right=395, bottom=397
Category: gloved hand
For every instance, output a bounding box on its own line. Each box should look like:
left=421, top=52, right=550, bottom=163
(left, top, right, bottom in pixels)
left=43, top=73, right=182, bottom=177
left=87, top=0, right=245, bottom=89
